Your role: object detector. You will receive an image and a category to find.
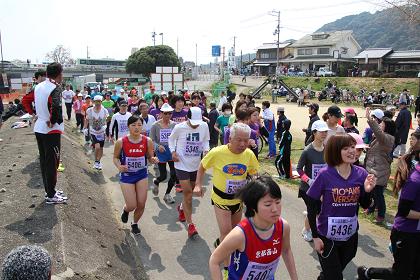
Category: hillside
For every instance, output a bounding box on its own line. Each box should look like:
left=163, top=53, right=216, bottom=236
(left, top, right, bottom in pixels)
left=317, top=7, right=420, bottom=50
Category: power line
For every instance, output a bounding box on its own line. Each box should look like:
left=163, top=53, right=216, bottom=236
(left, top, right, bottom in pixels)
left=282, top=0, right=370, bottom=11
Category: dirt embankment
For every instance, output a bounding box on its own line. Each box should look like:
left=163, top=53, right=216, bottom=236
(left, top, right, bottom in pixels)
left=0, top=119, right=147, bottom=280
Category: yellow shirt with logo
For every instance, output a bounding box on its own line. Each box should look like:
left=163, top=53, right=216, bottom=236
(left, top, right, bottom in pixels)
left=201, top=145, right=259, bottom=206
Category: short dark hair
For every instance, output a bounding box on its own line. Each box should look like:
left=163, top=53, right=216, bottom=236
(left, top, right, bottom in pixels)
left=382, top=117, right=396, bottom=136
left=324, top=134, right=356, bottom=166
left=34, top=69, right=46, bottom=79
left=127, top=115, right=143, bottom=126
left=235, top=109, right=249, bottom=121
left=209, top=102, right=216, bottom=109
left=262, top=100, right=270, bottom=108
left=46, top=63, right=62, bottom=79
left=236, top=176, right=282, bottom=218
left=234, top=100, right=248, bottom=114
left=221, top=103, right=233, bottom=112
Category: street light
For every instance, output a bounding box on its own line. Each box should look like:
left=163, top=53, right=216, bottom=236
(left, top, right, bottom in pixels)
left=269, top=10, right=280, bottom=78
left=159, top=33, right=163, bottom=45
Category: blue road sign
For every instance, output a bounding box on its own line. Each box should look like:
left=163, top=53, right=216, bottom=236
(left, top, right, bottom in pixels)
left=212, top=45, right=221, bottom=57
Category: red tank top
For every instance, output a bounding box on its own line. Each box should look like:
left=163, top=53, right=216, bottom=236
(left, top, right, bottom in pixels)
left=120, top=135, right=148, bottom=173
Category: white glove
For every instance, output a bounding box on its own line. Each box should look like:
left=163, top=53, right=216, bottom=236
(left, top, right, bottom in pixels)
left=307, top=179, right=314, bottom=187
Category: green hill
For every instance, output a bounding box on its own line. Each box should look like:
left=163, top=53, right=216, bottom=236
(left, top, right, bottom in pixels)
left=317, top=7, right=420, bottom=50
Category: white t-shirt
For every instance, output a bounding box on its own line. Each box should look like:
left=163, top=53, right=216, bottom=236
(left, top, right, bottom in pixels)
left=325, top=124, right=345, bottom=144
left=141, top=114, right=156, bottom=136
left=218, top=95, right=228, bottom=110
left=86, top=106, right=109, bottom=135
left=62, top=90, right=75, bottom=103
left=168, top=121, right=210, bottom=172
left=110, top=112, right=132, bottom=139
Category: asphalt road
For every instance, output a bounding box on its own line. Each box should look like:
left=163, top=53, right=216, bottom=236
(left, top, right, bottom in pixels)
left=96, top=142, right=393, bottom=280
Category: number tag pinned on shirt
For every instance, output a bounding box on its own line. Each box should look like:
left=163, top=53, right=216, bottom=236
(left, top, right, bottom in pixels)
left=126, top=157, right=146, bottom=172
left=184, top=141, right=202, bottom=157
left=159, top=129, right=172, bottom=143
left=241, top=259, right=278, bottom=280
left=327, top=216, right=357, bottom=241
left=225, top=179, right=246, bottom=194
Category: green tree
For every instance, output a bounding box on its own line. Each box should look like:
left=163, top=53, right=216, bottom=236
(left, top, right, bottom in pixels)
left=126, top=45, right=180, bottom=76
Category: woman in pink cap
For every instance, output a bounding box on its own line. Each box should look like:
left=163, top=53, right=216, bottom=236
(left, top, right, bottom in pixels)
left=348, top=133, right=368, bottom=167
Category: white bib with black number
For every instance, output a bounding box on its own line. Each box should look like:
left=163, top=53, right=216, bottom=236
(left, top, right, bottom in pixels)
left=327, top=216, right=357, bottom=241
left=241, top=258, right=278, bottom=280
left=126, top=157, right=146, bottom=172
left=225, top=179, right=246, bottom=194
left=184, top=141, right=202, bottom=157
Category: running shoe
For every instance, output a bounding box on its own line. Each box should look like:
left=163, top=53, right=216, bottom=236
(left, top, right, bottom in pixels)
left=187, top=223, right=198, bottom=238
left=46, top=193, right=67, bottom=204
left=177, top=204, right=186, bottom=222
left=163, top=194, right=175, bottom=204
left=97, top=162, right=102, bottom=170
left=121, top=210, right=129, bottom=223
left=131, top=223, right=141, bottom=235
left=93, top=162, right=99, bottom=169
left=44, top=190, right=66, bottom=200
left=152, top=179, right=159, bottom=196
left=57, top=163, right=65, bottom=172
left=301, top=228, right=313, bottom=242
left=357, top=266, right=369, bottom=280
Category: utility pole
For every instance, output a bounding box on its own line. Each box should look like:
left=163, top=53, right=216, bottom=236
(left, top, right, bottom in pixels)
left=270, top=10, right=281, bottom=78
left=0, top=29, right=4, bottom=73
left=152, top=31, right=156, bottom=46
left=176, top=37, right=179, bottom=58
left=159, top=33, right=163, bottom=45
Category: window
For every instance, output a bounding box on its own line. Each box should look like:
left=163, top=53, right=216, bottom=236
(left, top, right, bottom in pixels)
left=318, top=48, right=329, bottom=55
left=260, top=53, right=269, bottom=59
left=297, top=49, right=304, bottom=55
left=305, top=49, right=312, bottom=55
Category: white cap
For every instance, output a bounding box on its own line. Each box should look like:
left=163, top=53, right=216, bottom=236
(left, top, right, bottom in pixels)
left=119, top=89, right=125, bottom=93
left=160, top=91, right=167, bottom=96
left=311, top=120, right=329, bottom=132
left=188, top=107, right=203, bottom=126
left=160, top=103, right=174, bottom=112
left=371, top=109, right=384, bottom=120
left=77, top=93, right=83, bottom=97
left=93, top=95, right=103, bottom=101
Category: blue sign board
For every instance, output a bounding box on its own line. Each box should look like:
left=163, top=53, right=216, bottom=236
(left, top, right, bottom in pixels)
left=212, top=45, right=221, bottom=57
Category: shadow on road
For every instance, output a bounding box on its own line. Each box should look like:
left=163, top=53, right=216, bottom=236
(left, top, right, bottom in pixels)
left=114, top=229, right=162, bottom=279
left=177, top=236, right=212, bottom=278
left=358, top=233, right=386, bottom=258
left=151, top=197, right=183, bottom=232
left=81, top=168, right=107, bottom=185
left=5, top=203, right=58, bottom=243
left=21, top=160, right=43, bottom=189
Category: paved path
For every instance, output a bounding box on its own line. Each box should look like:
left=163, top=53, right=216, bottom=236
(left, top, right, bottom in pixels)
left=94, top=142, right=393, bottom=280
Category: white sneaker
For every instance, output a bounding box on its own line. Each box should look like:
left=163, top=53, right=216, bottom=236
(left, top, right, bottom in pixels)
left=302, top=228, right=313, bottom=242
left=97, top=162, right=102, bottom=170
left=93, top=162, right=98, bottom=169
left=163, top=194, right=175, bottom=204
left=45, top=190, right=67, bottom=200
left=46, top=193, right=67, bottom=204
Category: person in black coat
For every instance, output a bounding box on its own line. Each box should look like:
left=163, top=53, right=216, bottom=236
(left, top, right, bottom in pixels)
left=394, top=101, right=412, bottom=157
left=303, top=103, right=320, bottom=145
left=208, top=102, right=219, bottom=149
left=276, top=107, right=287, bottom=142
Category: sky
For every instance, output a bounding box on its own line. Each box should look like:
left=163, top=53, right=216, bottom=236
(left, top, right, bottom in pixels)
left=0, top=0, right=384, bottom=65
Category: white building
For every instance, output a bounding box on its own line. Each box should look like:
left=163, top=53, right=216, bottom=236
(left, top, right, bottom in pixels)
left=282, top=30, right=361, bottom=74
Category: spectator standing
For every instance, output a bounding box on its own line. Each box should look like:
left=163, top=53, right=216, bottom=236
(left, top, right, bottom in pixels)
left=276, top=107, right=287, bottom=142
left=262, top=101, right=276, bottom=158
left=33, top=62, right=67, bottom=204
left=217, top=91, right=227, bottom=111
left=62, top=84, right=75, bottom=121
left=73, top=93, right=84, bottom=133
left=394, top=101, right=412, bottom=157
left=208, top=102, right=219, bottom=149
left=303, top=103, right=320, bottom=145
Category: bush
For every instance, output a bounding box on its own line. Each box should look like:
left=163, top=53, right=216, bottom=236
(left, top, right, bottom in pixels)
left=381, top=72, right=397, bottom=78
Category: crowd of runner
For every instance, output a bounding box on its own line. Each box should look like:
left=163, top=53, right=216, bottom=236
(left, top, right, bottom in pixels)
left=1, top=62, right=420, bottom=280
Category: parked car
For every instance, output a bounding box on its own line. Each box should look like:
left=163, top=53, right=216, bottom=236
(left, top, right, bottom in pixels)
left=317, top=67, right=335, bottom=77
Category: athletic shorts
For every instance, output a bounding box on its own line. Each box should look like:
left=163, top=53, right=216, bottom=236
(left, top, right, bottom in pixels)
left=91, top=134, right=105, bottom=147
left=120, top=170, right=148, bottom=184
left=211, top=199, right=243, bottom=215
left=175, top=169, right=197, bottom=182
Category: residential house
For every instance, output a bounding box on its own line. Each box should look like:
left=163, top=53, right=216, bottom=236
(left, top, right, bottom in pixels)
left=353, top=48, right=393, bottom=72
left=282, top=30, right=361, bottom=74
left=252, top=42, right=294, bottom=76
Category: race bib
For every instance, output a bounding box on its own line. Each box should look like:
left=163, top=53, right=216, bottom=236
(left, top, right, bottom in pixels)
left=184, top=141, right=202, bottom=157
left=95, top=134, right=105, bottom=141
left=126, top=157, right=146, bottom=172
left=327, top=216, right=357, bottom=241
left=225, top=179, right=246, bottom=194
left=241, top=259, right=278, bottom=280
left=120, top=123, right=128, bottom=133
left=312, top=164, right=327, bottom=179
left=159, top=129, right=172, bottom=143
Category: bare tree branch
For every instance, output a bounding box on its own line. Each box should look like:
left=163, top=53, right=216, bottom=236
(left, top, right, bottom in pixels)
left=45, top=45, right=73, bottom=64
left=381, top=0, right=420, bottom=24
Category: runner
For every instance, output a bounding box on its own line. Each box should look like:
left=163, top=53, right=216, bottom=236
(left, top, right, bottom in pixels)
left=296, top=120, right=328, bottom=242
left=214, top=103, right=233, bottom=145
left=72, top=93, right=84, bottom=133
left=33, top=62, right=67, bottom=204
left=324, top=105, right=345, bottom=144
left=306, top=134, right=377, bottom=280
left=62, top=84, right=75, bottom=121
left=150, top=103, right=177, bottom=204
left=170, top=95, right=188, bottom=124
left=81, top=95, right=92, bottom=144
left=102, top=93, right=115, bottom=142
left=208, top=176, right=298, bottom=280
left=195, top=123, right=259, bottom=273
left=110, top=100, right=132, bottom=141
left=134, top=102, right=155, bottom=136
left=113, top=115, right=158, bottom=235
left=84, top=95, right=108, bottom=170
left=358, top=147, right=420, bottom=280
left=168, top=107, right=210, bottom=237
